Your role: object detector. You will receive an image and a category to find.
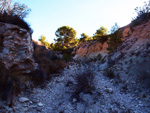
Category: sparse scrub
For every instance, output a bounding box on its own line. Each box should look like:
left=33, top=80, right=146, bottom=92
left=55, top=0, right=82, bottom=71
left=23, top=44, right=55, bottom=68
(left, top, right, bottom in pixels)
left=31, top=69, right=47, bottom=87
left=131, top=1, right=150, bottom=27
left=0, top=13, right=32, bottom=33
left=105, top=68, right=115, bottom=78
left=63, top=54, right=71, bottom=62
left=97, top=35, right=109, bottom=44
left=33, top=42, right=66, bottom=80
left=93, top=54, right=102, bottom=62
left=107, top=23, right=122, bottom=52
left=72, top=67, right=95, bottom=101
left=96, top=54, right=102, bottom=60
left=0, top=1, right=32, bottom=33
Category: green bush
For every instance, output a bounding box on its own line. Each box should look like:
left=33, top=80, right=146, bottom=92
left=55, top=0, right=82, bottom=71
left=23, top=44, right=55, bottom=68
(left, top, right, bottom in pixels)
left=96, top=54, right=102, bottom=60
left=97, top=35, right=109, bottom=44
left=107, top=23, right=122, bottom=52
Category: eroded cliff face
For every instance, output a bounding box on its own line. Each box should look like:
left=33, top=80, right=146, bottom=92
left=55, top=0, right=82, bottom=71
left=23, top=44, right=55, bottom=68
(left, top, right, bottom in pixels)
left=0, top=22, right=34, bottom=77
left=73, top=20, right=150, bottom=60
left=109, top=20, right=150, bottom=64
left=73, top=41, right=108, bottom=59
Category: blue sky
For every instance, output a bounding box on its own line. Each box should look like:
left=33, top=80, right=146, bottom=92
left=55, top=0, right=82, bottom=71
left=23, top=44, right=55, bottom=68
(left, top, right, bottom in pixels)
left=13, top=0, right=147, bottom=43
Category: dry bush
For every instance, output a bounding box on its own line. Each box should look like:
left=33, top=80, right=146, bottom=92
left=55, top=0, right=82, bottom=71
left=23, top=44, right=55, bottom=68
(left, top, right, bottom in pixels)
left=131, top=1, right=150, bottom=27
left=0, top=13, right=32, bottom=33
left=71, top=66, right=95, bottom=101
left=33, top=42, right=67, bottom=80
left=105, top=68, right=115, bottom=79
left=31, top=69, right=47, bottom=87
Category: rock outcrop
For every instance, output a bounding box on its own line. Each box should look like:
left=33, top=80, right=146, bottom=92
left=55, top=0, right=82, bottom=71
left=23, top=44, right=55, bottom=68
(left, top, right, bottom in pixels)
left=73, top=41, right=108, bottom=59
left=0, top=22, right=35, bottom=77
left=73, top=20, right=150, bottom=61
left=108, top=20, right=150, bottom=65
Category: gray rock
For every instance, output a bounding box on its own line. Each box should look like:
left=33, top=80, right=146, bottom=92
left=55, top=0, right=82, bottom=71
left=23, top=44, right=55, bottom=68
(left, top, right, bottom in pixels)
left=30, top=105, right=37, bottom=108
left=3, top=48, right=9, bottom=54
left=25, top=70, right=31, bottom=74
left=30, top=98, right=39, bottom=103
left=36, top=107, right=42, bottom=111
left=19, top=97, right=29, bottom=103
left=106, top=88, right=113, bottom=93
left=37, top=102, right=44, bottom=107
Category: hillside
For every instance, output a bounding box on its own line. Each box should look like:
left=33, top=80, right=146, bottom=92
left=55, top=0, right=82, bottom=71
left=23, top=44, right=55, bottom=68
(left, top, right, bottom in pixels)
left=0, top=19, right=150, bottom=113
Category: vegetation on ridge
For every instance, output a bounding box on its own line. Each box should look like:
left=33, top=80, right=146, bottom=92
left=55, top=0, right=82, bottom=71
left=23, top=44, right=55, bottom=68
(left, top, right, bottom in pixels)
left=0, top=0, right=32, bottom=33
left=131, top=0, right=150, bottom=27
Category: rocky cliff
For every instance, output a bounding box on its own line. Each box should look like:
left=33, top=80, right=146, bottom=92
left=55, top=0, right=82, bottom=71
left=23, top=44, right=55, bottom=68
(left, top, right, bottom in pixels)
left=73, top=41, right=108, bottom=59
left=0, top=22, right=35, bottom=85
left=73, top=20, right=150, bottom=61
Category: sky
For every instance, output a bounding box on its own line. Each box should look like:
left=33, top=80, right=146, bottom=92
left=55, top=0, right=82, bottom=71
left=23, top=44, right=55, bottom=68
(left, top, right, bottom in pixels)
left=13, top=0, right=148, bottom=43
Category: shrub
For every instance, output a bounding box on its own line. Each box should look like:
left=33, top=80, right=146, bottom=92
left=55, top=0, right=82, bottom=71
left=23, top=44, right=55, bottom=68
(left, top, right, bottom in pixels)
left=63, top=54, right=71, bottom=62
left=0, top=12, right=32, bottom=33
left=97, top=35, right=109, bottom=44
left=96, top=54, right=102, bottom=60
left=105, top=68, right=115, bottom=79
left=0, top=1, right=31, bottom=19
left=0, top=1, right=32, bottom=33
left=107, top=23, right=122, bottom=52
left=131, top=1, right=150, bottom=27
left=72, top=67, right=95, bottom=101
left=31, top=69, right=47, bottom=87
left=33, top=42, right=66, bottom=80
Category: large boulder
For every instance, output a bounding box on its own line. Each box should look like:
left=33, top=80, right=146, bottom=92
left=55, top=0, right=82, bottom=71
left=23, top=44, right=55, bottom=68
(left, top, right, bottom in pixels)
left=0, top=22, right=35, bottom=77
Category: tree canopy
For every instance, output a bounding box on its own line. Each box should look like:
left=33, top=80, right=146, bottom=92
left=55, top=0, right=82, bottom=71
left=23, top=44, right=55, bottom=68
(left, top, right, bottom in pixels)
left=94, top=26, right=108, bottom=39
left=39, top=35, right=50, bottom=49
left=55, top=26, right=77, bottom=49
left=79, top=33, right=89, bottom=43
left=92, top=26, right=108, bottom=44
left=107, top=23, right=122, bottom=52
left=110, top=23, right=119, bottom=34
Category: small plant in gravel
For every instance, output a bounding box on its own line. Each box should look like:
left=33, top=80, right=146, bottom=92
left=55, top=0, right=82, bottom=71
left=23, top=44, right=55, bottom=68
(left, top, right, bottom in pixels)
left=93, top=54, right=102, bottom=62
left=105, top=68, right=115, bottom=79
left=71, top=67, right=95, bottom=101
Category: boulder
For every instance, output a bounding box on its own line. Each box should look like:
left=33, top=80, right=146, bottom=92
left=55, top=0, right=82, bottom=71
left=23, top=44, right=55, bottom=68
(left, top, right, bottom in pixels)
left=19, top=97, right=29, bottom=103
left=0, top=22, right=35, bottom=81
